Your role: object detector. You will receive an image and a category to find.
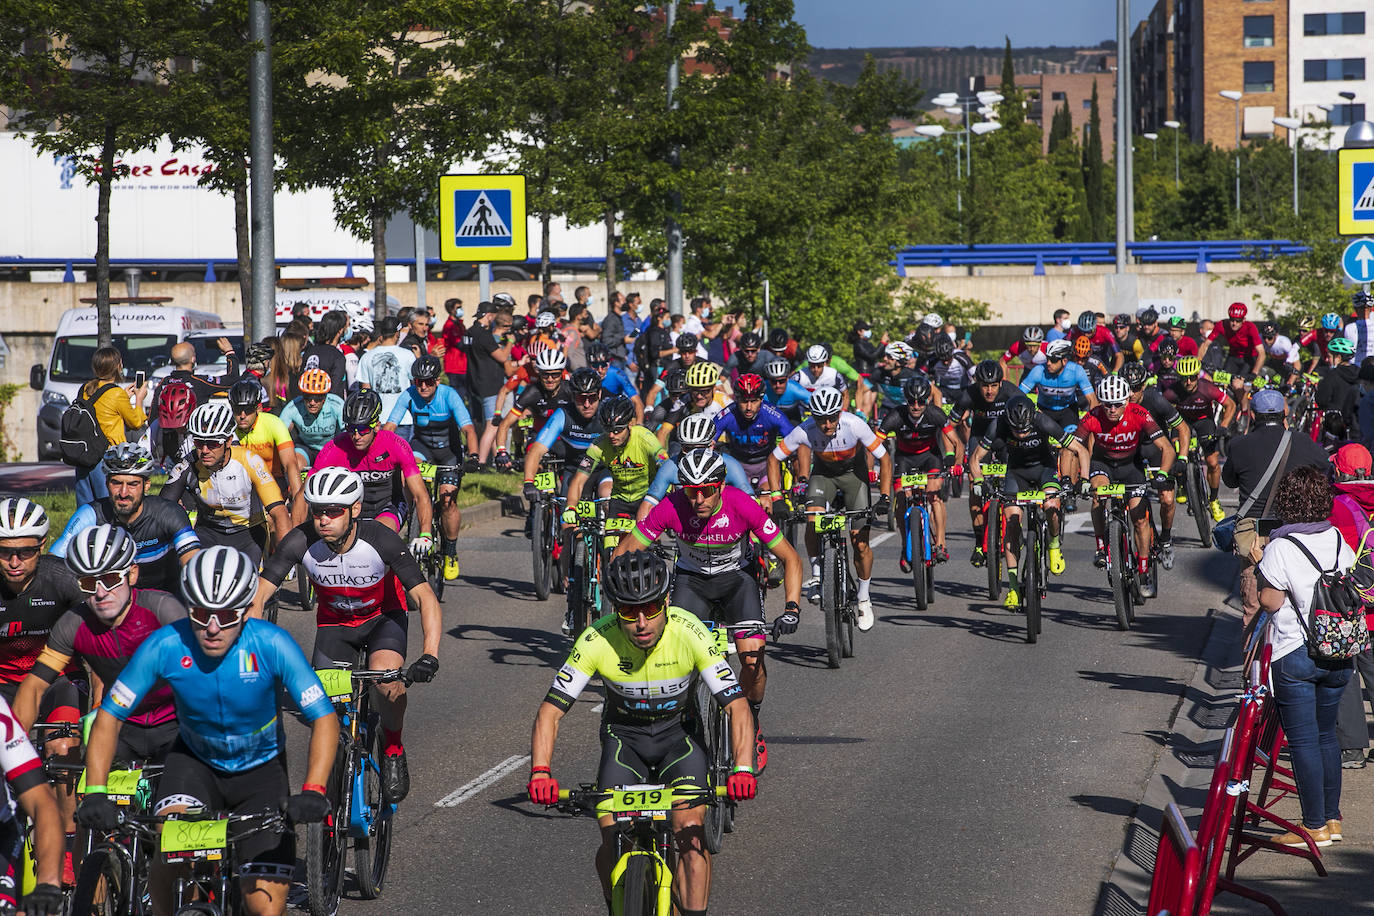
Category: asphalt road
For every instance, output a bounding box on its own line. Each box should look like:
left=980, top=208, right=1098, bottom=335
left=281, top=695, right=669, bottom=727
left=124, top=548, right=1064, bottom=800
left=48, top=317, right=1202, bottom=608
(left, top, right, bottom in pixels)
left=273, top=499, right=1231, bottom=915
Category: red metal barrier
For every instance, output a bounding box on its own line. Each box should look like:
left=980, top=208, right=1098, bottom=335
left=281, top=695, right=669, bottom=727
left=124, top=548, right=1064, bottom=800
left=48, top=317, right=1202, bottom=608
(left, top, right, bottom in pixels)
left=1147, top=803, right=1201, bottom=916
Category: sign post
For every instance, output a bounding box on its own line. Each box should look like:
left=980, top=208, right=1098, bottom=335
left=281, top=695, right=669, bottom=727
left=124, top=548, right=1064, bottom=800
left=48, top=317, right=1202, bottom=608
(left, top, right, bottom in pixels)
left=438, top=174, right=528, bottom=301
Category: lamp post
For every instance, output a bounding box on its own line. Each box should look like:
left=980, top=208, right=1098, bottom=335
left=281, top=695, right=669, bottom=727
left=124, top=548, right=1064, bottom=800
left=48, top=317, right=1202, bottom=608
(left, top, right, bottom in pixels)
left=1163, top=120, right=1181, bottom=190
left=930, top=91, right=1002, bottom=215
left=1272, top=116, right=1301, bottom=215
left=1144, top=132, right=1158, bottom=162
left=1219, top=90, right=1243, bottom=213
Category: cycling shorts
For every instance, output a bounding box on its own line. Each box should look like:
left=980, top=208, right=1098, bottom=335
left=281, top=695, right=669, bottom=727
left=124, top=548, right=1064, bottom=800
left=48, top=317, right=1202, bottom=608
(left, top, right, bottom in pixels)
left=738, top=457, right=769, bottom=490
left=1189, top=418, right=1222, bottom=457
left=895, top=451, right=941, bottom=476
left=0, top=819, right=21, bottom=909
left=670, top=569, right=765, bottom=636
left=1041, top=405, right=1079, bottom=433
left=312, top=611, right=409, bottom=667
left=805, top=472, right=871, bottom=516
left=1000, top=465, right=1058, bottom=499
left=115, top=718, right=180, bottom=767
left=372, top=502, right=410, bottom=531
left=154, top=739, right=294, bottom=881
left=1088, top=457, right=1148, bottom=486
left=596, top=719, right=707, bottom=814
left=0, top=673, right=86, bottom=723
left=196, top=524, right=267, bottom=569
left=1221, top=356, right=1252, bottom=379
left=411, top=442, right=463, bottom=487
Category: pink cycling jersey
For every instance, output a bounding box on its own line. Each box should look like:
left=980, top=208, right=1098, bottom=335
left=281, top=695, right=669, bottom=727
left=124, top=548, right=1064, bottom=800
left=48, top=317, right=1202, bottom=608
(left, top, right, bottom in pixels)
left=313, top=429, right=419, bottom=519
left=633, top=485, right=784, bottom=576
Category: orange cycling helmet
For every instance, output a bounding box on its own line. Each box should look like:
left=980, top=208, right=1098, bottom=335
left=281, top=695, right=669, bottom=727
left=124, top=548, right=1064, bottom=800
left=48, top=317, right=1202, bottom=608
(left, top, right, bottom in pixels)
left=299, top=368, right=332, bottom=396
left=1073, top=334, right=1092, bottom=358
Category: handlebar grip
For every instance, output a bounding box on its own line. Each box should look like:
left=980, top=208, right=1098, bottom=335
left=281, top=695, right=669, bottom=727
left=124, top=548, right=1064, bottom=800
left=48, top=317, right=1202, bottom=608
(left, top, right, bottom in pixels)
left=715, top=785, right=729, bottom=797
left=557, top=789, right=570, bottom=801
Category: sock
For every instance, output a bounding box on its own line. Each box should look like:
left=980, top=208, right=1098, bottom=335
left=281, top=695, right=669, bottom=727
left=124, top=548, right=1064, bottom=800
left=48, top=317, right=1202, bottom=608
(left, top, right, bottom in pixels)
left=1208, top=483, right=1219, bottom=500
left=1008, top=569, right=1019, bottom=590
left=444, top=538, right=457, bottom=557
left=1160, top=527, right=1171, bottom=542
left=383, top=728, right=404, bottom=757
left=749, top=700, right=762, bottom=730
left=1138, top=556, right=1149, bottom=574
left=1095, top=537, right=1104, bottom=551
left=809, top=559, right=820, bottom=579
left=857, top=577, right=871, bottom=599
left=1049, top=536, right=1060, bottom=550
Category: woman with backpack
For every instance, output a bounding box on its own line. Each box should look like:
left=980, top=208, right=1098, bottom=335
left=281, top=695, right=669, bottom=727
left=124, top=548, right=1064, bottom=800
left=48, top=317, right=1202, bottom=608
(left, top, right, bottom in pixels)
left=1257, top=465, right=1359, bottom=848
left=74, top=346, right=147, bottom=503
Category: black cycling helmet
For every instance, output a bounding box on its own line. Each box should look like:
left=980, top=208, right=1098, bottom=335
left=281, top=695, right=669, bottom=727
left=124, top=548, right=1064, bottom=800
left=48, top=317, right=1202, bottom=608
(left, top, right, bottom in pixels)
left=342, top=388, right=382, bottom=427
left=585, top=341, right=610, bottom=366
left=228, top=378, right=264, bottom=410
left=568, top=367, right=600, bottom=396
left=676, top=332, right=699, bottom=352
left=1157, top=337, right=1178, bottom=360
left=603, top=550, right=671, bottom=606
left=1139, top=307, right=1159, bottom=325
left=1076, top=310, right=1097, bottom=334
left=598, top=396, right=635, bottom=430
left=973, top=359, right=1003, bottom=385
left=1006, top=395, right=1036, bottom=433
left=664, top=367, right=688, bottom=397
left=411, top=354, right=443, bottom=381
left=1121, top=361, right=1149, bottom=391
left=1258, top=321, right=1277, bottom=338
left=932, top=336, right=954, bottom=360
left=903, top=375, right=931, bottom=406
left=766, top=328, right=789, bottom=352
left=738, top=331, right=762, bottom=350
left=1112, top=313, right=1132, bottom=329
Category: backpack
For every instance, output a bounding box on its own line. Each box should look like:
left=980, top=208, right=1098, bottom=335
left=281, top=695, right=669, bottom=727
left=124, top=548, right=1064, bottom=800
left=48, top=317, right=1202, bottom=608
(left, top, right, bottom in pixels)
left=1281, top=533, right=1372, bottom=662
left=58, top=383, right=117, bottom=469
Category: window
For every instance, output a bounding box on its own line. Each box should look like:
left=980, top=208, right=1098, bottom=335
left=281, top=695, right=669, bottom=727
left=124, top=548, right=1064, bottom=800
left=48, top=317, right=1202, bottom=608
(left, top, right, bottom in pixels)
left=1051, top=91, right=1066, bottom=101
left=1304, top=58, right=1366, bottom=81
left=1243, top=61, right=1275, bottom=93
left=1243, top=16, right=1274, bottom=46
left=1332, top=103, right=1367, bottom=126
left=1304, top=11, right=1365, bottom=35
left=1082, top=98, right=1092, bottom=110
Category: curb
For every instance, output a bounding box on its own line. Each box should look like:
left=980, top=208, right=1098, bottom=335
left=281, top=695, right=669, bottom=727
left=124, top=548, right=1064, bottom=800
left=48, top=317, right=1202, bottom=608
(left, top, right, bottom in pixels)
left=459, top=495, right=524, bottom=530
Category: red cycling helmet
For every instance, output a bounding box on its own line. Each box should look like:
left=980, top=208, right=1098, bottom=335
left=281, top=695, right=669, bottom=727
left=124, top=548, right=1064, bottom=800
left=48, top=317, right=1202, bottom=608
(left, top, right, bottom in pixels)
left=735, top=373, right=765, bottom=398
left=156, top=380, right=197, bottom=430
left=1228, top=302, right=1248, bottom=320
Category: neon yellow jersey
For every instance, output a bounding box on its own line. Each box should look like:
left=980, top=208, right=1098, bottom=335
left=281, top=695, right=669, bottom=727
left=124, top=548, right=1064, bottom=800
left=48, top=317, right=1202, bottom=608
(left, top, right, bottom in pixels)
left=577, top=425, right=668, bottom=501
left=236, top=411, right=293, bottom=480
left=543, top=607, right=742, bottom=723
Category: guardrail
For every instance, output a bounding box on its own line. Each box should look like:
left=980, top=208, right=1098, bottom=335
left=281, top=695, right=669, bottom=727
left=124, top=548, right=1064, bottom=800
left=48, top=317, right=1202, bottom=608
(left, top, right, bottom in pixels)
left=891, top=240, right=1312, bottom=275
left=0, top=255, right=613, bottom=282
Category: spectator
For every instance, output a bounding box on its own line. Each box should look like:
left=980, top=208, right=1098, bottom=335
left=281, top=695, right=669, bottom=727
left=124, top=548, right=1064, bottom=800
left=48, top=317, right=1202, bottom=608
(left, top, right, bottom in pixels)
left=263, top=333, right=304, bottom=411
left=399, top=307, right=441, bottom=360
left=75, top=347, right=147, bottom=503
left=440, top=298, right=470, bottom=396
left=466, top=303, right=515, bottom=458
left=1329, top=444, right=1374, bottom=769
left=683, top=298, right=708, bottom=338
left=290, top=301, right=313, bottom=329
left=572, top=285, right=591, bottom=310
left=599, top=294, right=635, bottom=369
left=165, top=339, right=237, bottom=405
left=1345, top=294, right=1374, bottom=364
left=566, top=313, right=600, bottom=372
left=1046, top=308, right=1072, bottom=341
left=301, top=309, right=350, bottom=398
left=1222, top=387, right=1331, bottom=625
left=1256, top=465, right=1356, bottom=847
left=634, top=302, right=674, bottom=391
left=849, top=320, right=881, bottom=376
left=356, top=317, right=416, bottom=433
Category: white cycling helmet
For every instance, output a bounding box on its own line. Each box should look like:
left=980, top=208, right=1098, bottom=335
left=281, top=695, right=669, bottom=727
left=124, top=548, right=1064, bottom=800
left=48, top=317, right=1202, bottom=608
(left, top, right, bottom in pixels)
left=181, top=545, right=257, bottom=611
left=922, top=312, right=944, bottom=328
left=1098, top=375, right=1132, bottom=405
left=532, top=348, right=567, bottom=372
left=885, top=341, right=914, bottom=362
left=187, top=401, right=236, bottom=441
left=1045, top=339, right=1073, bottom=360
left=809, top=387, right=844, bottom=417
left=0, top=498, right=49, bottom=539
left=66, top=524, right=136, bottom=577
left=678, top=448, right=727, bottom=486
left=103, top=442, right=156, bottom=478
left=677, top=413, right=717, bottom=448
left=304, top=467, right=365, bottom=506
left=535, top=310, right=558, bottom=329
left=805, top=344, right=830, bottom=364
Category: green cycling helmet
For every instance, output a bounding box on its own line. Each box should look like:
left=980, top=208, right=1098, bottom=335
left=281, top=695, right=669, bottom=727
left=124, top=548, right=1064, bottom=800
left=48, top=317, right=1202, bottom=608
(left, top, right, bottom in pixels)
left=1329, top=336, right=1356, bottom=356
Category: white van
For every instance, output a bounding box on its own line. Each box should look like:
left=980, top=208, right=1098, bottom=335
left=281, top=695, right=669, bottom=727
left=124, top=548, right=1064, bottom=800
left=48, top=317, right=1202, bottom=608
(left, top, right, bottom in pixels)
left=30, top=304, right=225, bottom=460
left=274, top=288, right=400, bottom=328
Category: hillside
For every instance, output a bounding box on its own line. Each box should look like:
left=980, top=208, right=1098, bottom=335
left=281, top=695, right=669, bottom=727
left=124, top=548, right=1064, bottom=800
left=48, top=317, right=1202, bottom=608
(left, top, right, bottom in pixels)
left=804, top=43, right=1116, bottom=95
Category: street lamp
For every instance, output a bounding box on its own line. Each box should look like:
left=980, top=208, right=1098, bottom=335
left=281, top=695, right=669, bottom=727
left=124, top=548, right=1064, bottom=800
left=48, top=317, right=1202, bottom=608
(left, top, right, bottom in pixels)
left=1163, top=120, right=1181, bottom=190
left=1219, top=90, right=1243, bottom=213
left=1144, top=132, right=1158, bottom=162
left=1272, top=116, right=1301, bottom=214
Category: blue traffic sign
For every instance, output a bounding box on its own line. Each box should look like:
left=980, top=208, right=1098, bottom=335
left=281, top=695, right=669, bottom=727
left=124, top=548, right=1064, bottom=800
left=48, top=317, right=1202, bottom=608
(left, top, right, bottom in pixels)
left=437, top=174, right=528, bottom=262
left=1342, top=237, right=1374, bottom=284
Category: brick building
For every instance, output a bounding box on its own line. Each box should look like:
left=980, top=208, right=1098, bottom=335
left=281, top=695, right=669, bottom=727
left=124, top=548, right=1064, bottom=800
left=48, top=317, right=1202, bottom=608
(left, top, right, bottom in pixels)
left=1175, top=0, right=1290, bottom=146
left=970, top=70, right=1116, bottom=159
left=1131, top=0, right=1176, bottom=134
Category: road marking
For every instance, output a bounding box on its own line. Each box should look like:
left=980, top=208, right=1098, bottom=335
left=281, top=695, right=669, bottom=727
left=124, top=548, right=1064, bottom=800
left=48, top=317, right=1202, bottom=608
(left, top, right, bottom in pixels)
left=1064, top=512, right=1093, bottom=534
left=870, top=532, right=894, bottom=547
left=591, top=702, right=604, bottom=713
left=434, top=754, right=530, bottom=807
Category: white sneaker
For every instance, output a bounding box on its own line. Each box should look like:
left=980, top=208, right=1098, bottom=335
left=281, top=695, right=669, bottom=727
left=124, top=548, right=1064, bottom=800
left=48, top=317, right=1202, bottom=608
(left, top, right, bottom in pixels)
left=804, top=576, right=821, bottom=605
left=856, top=598, right=874, bottom=631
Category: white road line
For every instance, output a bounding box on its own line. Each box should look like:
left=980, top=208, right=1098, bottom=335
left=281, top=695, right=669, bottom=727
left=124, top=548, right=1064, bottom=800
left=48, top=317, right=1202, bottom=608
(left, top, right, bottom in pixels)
left=591, top=702, right=604, bottom=713
left=434, top=754, right=530, bottom=808
left=870, top=531, right=895, bottom=547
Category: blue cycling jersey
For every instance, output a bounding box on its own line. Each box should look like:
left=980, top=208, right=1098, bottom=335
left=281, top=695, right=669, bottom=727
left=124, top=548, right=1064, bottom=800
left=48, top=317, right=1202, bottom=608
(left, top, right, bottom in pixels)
left=280, top=394, right=345, bottom=457
left=388, top=383, right=473, bottom=454
left=1018, top=362, right=1094, bottom=412
left=599, top=368, right=638, bottom=400
left=533, top=406, right=603, bottom=456
left=644, top=452, right=754, bottom=504
left=103, top=618, right=334, bottom=771
left=763, top=380, right=811, bottom=415
left=714, top=402, right=794, bottom=464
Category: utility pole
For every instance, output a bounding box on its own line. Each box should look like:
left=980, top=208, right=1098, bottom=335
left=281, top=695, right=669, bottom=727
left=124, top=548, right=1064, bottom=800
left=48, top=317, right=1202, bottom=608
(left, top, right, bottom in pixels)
left=248, top=0, right=276, bottom=342
left=1114, top=0, right=1129, bottom=273
left=664, top=1, right=683, bottom=316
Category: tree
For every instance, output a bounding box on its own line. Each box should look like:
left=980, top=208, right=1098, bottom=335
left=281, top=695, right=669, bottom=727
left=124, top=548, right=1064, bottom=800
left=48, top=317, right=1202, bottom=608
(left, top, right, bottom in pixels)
left=1082, top=80, right=1106, bottom=240
left=1000, top=36, right=1015, bottom=97
left=1047, top=100, right=1072, bottom=155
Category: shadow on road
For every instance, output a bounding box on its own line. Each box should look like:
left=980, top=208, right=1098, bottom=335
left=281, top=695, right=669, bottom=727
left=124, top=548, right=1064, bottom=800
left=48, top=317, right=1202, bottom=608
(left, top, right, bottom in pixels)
left=450, top=573, right=539, bottom=603
left=885, top=612, right=1025, bottom=643
left=451, top=623, right=570, bottom=667
left=765, top=640, right=834, bottom=669
left=1077, top=670, right=1183, bottom=697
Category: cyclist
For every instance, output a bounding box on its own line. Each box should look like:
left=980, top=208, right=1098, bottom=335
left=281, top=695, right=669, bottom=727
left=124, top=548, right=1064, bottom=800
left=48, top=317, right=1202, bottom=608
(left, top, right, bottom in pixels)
left=527, top=550, right=757, bottom=916
left=678, top=361, right=729, bottom=421
left=761, top=357, right=811, bottom=425
left=1315, top=335, right=1360, bottom=422
left=314, top=389, right=435, bottom=560
left=969, top=395, right=1090, bottom=606
left=161, top=402, right=292, bottom=568
left=564, top=397, right=668, bottom=524
left=790, top=344, right=850, bottom=396
left=1300, top=312, right=1343, bottom=374
left=617, top=448, right=801, bottom=771
left=926, top=334, right=974, bottom=404
left=251, top=468, right=441, bottom=803
left=771, top=388, right=892, bottom=630
left=1199, top=301, right=1266, bottom=381
left=16, top=525, right=185, bottom=766
left=228, top=378, right=305, bottom=523
left=50, top=443, right=200, bottom=591
left=1164, top=316, right=1198, bottom=356
left=641, top=413, right=754, bottom=518
left=642, top=334, right=704, bottom=405
left=950, top=360, right=1021, bottom=566
left=1136, top=308, right=1168, bottom=369
left=713, top=373, right=794, bottom=492
left=1258, top=322, right=1302, bottom=387
left=522, top=367, right=606, bottom=495
left=872, top=342, right=922, bottom=419
left=279, top=367, right=344, bottom=466
left=722, top=330, right=767, bottom=385
left=79, top=546, right=340, bottom=916
left=1121, top=361, right=1187, bottom=569
left=384, top=354, right=479, bottom=580
left=494, top=347, right=570, bottom=469
left=1070, top=332, right=1111, bottom=390
left=0, top=690, right=64, bottom=916
left=586, top=343, right=645, bottom=419
left=879, top=375, right=961, bottom=569
left=999, top=326, right=1048, bottom=382
left=1077, top=376, right=1175, bottom=597
left=1162, top=356, right=1235, bottom=524
left=1072, top=310, right=1121, bottom=370
left=1112, top=314, right=1149, bottom=366
left=1018, top=339, right=1097, bottom=433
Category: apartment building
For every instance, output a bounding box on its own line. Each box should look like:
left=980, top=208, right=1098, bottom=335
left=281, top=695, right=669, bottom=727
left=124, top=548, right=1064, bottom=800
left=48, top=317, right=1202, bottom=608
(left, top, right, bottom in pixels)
left=1174, top=0, right=1290, bottom=146
left=1287, top=2, right=1370, bottom=148
left=1131, top=0, right=1176, bottom=134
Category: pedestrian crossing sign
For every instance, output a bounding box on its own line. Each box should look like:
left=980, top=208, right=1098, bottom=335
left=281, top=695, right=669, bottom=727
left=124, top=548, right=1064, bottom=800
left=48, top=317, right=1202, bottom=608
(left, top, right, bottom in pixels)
left=1338, top=149, right=1374, bottom=235
left=438, top=174, right=528, bottom=261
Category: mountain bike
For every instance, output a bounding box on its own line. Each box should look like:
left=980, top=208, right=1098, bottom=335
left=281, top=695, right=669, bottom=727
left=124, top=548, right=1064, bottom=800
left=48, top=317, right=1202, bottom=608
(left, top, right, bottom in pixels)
left=69, top=764, right=165, bottom=916
left=692, top=622, right=738, bottom=854
left=527, top=458, right=565, bottom=601
left=1007, top=486, right=1053, bottom=644
left=567, top=498, right=630, bottom=635
left=897, top=470, right=947, bottom=610
left=977, top=463, right=1007, bottom=602
left=304, top=663, right=413, bottom=915
left=805, top=507, right=873, bottom=669
left=414, top=461, right=462, bottom=601
left=1178, top=436, right=1215, bottom=546
left=553, top=785, right=728, bottom=916
left=1094, top=482, right=1150, bottom=631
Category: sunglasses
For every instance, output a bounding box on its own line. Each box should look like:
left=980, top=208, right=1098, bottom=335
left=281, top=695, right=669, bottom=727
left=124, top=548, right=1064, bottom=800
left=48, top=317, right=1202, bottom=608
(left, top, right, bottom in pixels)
left=302, top=394, right=326, bottom=403
left=233, top=406, right=258, bottom=416
left=188, top=605, right=246, bottom=630
left=415, top=378, right=438, bottom=387
left=0, top=546, right=41, bottom=561
left=574, top=393, right=599, bottom=403
left=616, top=600, right=667, bottom=622
left=78, top=570, right=127, bottom=594
left=539, top=372, right=563, bottom=381
left=607, top=424, right=630, bottom=435
left=309, top=505, right=349, bottom=519
left=194, top=438, right=228, bottom=450
left=346, top=424, right=376, bottom=435
left=683, top=483, right=722, bottom=496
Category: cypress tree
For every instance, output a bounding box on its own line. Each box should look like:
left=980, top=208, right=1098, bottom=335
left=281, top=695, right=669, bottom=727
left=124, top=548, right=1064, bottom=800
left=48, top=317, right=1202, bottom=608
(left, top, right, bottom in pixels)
left=1083, top=80, right=1106, bottom=240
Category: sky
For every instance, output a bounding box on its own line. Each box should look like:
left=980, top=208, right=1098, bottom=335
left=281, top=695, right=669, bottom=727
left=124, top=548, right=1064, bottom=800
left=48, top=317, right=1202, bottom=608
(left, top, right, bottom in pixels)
left=789, top=0, right=1159, bottom=50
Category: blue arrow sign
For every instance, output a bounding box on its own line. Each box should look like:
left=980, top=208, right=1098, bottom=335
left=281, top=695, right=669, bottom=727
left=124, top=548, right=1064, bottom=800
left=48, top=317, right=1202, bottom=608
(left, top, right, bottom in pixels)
left=1343, top=238, right=1374, bottom=284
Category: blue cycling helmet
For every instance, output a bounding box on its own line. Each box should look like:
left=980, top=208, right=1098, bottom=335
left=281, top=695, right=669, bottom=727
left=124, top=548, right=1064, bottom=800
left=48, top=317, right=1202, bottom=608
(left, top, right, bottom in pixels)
left=1321, top=313, right=1343, bottom=331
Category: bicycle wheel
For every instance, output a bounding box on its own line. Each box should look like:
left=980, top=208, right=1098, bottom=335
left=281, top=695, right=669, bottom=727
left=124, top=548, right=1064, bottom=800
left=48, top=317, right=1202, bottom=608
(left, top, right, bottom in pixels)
left=70, top=846, right=126, bottom=916
left=618, top=854, right=656, bottom=916
left=1108, top=516, right=1132, bottom=631
left=909, top=508, right=928, bottom=610
left=986, top=502, right=1003, bottom=602
left=353, top=712, right=394, bottom=899
left=1022, top=523, right=1040, bottom=644
left=428, top=540, right=446, bottom=604
left=839, top=550, right=856, bottom=659
left=306, top=747, right=350, bottom=916
left=263, top=593, right=279, bottom=625
left=297, top=564, right=316, bottom=614
left=1187, top=462, right=1211, bottom=546
left=820, top=540, right=842, bottom=669
left=531, top=501, right=551, bottom=601
left=566, top=539, right=588, bottom=635
left=694, top=681, right=729, bottom=854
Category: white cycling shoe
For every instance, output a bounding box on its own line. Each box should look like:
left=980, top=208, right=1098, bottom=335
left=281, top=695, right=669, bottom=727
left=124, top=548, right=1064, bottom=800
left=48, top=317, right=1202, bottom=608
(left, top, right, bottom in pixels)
left=856, top=598, right=875, bottom=631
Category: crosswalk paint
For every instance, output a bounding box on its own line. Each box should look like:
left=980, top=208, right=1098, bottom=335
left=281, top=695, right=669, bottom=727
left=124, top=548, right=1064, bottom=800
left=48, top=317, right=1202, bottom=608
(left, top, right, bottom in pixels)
left=434, top=754, right=530, bottom=807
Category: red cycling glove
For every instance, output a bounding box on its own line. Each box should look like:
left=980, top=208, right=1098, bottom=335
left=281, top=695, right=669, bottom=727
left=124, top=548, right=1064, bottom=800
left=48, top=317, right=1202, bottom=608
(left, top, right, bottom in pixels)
left=726, top=770, right=757, bottom=801
left=528, top=774, right=560, bottom=805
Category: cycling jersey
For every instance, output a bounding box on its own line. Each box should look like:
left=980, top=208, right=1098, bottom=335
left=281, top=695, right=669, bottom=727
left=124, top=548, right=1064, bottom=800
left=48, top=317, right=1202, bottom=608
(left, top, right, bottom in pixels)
left=162, top=445, right=284, bottom=537
left=388, top=383, right=473, bottom=457
left=635, top=485, right=785, bottom=576
left=646, top=395, right=692, bottom=432
left=871, top=365, right=923, bottom=409
left=1077, top=355, right=1111, bottom=388
left=1134, top=388, right=1184, bottom=432
left=927, top=353, right=974, bottom=392
left=1018, top=362, right=1094, bottom=412
left=790, top=365, right=848, bottom=394
left=643, top=453, right=754, bottom=506
left=576, top=426, right=667, bottom=501
left=513, top=382, right=570, bottom=440
left=103, top=618, right=334, bottom=772
left=545, top=607, right=742, bottom=725
left=279, top=394, right=345, bottom=459
left=598, top=367, right=638, bottom=400
left=235, top=411, right=293, bottom=480
left=1264, top=334, right=1302, bottom=367
left=762, top=379, right=811, bottom=423
left=1207, top=320, right=1263, bottom=363
left=1116, top=332, right=1148, bottom=364
left=1076, top=404, right=1165, bottom=461
left=1162, top=379, right=1228, bottom=425
left=0, top=696, right=44, bottom=798
left=879, top=403, right=951, bottom=455
left=49, top=496, right=199, bottom=592
left=34, top=588, right=185, bottom=727
left=714, top=402, right=794, bottom=464
left=260, top=520, right=424, bottom=627
left=0, top=555, right=86, bottom=685
left=1345, top=319, right=1374, bottom=363
left=977, top=413, right=1071, bottom=469
left=533, top=406, right=606, bottom=464
left=1071, top=326, right=1119, bottom=365
left=773, top=411, right=887, bottom=477
left=313, top=428, right=419, bottom=520
left=1001, top=339, right=1048, bottom=369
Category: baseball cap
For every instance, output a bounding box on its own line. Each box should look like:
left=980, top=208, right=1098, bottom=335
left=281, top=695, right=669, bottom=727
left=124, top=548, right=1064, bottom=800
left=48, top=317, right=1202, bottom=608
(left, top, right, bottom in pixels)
left=1252, top=388, right=1285, bottom=415
left=1335, top=443, right=1373, bottom=477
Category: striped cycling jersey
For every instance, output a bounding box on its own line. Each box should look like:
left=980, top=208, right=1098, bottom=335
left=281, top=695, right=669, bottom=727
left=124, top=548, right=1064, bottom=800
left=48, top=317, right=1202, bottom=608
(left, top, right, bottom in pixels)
left=772, top=411, right=886, bottom=477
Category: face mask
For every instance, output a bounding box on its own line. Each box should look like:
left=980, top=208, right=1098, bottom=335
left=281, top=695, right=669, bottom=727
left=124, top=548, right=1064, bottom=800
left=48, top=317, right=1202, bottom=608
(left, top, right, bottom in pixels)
left=587, top=295, right=595, bottom=307
left=701, top=308, right=711, bottom=320
left=454, top=308, right=464, bottom=318
left=859, top=329, right=871, bottom=338
left=1059, top=318, right=1072, bottom=330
